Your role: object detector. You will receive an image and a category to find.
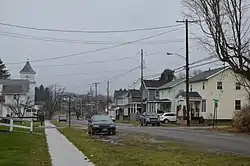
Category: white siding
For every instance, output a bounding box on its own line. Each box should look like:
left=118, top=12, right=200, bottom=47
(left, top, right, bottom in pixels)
left=191, top=69, right=249, bottom=119
left=159, top=82, right=185, bottom=112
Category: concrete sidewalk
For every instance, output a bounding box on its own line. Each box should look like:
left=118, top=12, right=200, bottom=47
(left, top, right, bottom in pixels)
left=45, top=121, right=94, bottom=166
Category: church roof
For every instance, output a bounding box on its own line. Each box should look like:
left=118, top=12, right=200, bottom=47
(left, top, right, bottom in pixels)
left=20, top=61, right=36, bottom=74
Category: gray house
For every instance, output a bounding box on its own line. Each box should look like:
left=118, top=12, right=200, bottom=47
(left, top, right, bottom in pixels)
left=141, top=69, right=175, bottom=113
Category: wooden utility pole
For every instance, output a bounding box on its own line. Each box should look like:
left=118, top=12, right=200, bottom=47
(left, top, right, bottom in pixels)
left=140, top=49, right=144, bottom=114
left=176, top=19, right=198, bottom=126
left=93, top=82, right=100, bottom=115
left=68, top=96, right=71, bottom=127
left=107, top=80, right=110, bottom=114
left=90, top=85, right=93, bottom=113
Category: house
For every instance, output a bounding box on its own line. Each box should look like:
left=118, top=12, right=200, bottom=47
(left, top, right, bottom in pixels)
left=175, top=66, right=249, bottom=120
left=141, top=69, right=175, bottom=113
left=0, top=60, right=38, bottom=118
left=111, top=89, right=142, bottom=120
left=158, top=77, right=186, bottom=113
left=111, top=89, right=128, bottom=118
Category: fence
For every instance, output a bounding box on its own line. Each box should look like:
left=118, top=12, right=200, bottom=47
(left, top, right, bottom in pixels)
left=0, top=117, right=35, bottom=133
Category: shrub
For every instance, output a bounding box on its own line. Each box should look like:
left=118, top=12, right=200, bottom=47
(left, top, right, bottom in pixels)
left=233, top=104, right=250, bottom=132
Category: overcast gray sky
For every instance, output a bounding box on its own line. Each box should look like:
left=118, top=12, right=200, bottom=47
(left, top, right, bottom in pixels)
left=0, top=0, right=220, bottom=95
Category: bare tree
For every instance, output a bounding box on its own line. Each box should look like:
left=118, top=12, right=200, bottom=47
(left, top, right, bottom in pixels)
left=43, top=85, right=65, bottom=119
left=183, top=0, right=250, bottom=90
left=5, top=95, right=33, bottom=118
left=191, top=69, right=203, bottom=76
left=177, top=69, right=203, bottom=79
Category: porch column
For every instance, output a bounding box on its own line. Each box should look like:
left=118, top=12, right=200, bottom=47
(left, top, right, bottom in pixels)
left=135, top=104, right=137, bottom=113
left=155, top=103, right=158, bottom=113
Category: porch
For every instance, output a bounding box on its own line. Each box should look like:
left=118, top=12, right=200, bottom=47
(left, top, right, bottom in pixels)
left=175, top=91, right=202, bottom=122
left=146, top=99, right=171, bottom=113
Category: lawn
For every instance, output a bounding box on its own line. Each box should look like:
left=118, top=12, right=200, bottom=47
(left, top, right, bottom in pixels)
left=55, top=123, right=250, bottom=166
left=0, top=126, right=51, bottom=166
left=116, top=120, right=139, bottom=126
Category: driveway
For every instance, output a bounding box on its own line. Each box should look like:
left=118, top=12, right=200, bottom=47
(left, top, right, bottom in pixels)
left=71, top=119, right=250, bottom=156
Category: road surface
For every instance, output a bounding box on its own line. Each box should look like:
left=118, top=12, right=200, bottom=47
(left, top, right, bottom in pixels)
left=71, top=119, right=250, bottom=156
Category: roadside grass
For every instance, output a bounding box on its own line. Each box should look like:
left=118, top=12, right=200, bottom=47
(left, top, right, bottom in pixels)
left=209, top=125, right=250, bottom=134
left=0, top=126, right=51, bottom=166
left=56, top=125, right=250, bottom=166
left=116, top=120, right=140, bottom=126
left=51, top=120, right=69, bottom=127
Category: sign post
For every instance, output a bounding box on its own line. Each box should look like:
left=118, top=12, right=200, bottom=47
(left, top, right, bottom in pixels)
left=212, top=99, right=219, bottom=129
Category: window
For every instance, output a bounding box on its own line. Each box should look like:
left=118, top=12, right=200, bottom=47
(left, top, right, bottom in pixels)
left=190, top=84, right=192, bottom=91
left=217, top=81, right=222, bottom=89
left=165, top=113, right=176, bottom=116
left=202, top=99, right=206, bottom=112
left=235, top=100, right=241, bottom=110
left=202, top=82, right=205, bottom=90
left=236, top=82, right=241, bottom=90
left=155, top=90, right=159, bottom=97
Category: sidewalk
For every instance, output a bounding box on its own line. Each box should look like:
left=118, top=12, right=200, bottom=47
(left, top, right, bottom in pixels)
left=45, top=121, right=94, bottom=166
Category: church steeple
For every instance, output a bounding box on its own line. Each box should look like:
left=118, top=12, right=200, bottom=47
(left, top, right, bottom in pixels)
left=20, top=60, right=36, bottom=74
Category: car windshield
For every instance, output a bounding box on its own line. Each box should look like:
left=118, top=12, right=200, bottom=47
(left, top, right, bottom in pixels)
left=145, top=112, right=157, bottom=116
left=92, top=115, right=112, bottom=122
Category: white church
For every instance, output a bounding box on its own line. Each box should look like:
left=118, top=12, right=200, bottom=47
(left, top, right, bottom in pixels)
left=0, top=60, right=38, bottom=118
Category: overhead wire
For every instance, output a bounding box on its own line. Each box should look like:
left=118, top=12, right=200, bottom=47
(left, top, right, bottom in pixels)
left=0, top=31, right=191, bottom=45
left=6, top=26, right=185, bottom=65
left=0, top=22, right=183, bottom=33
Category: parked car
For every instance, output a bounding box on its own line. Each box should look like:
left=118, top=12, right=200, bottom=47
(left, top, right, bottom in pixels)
left=140, top=112, right=160, bottom=126
left=58, top=115, right=67, bottom=122
left=109, top=116, right=116, bottom=122
left=88, top=115, right=116, bottom=135
left=160, top=113, right=177, bottom=124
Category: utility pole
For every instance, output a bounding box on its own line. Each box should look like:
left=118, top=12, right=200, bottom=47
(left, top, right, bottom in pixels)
left=90, top=86, right=93, bottom=113
left=176, top=19, right=198, bottom=126
left=68, top=96, right=71, bottom=127
left=80, top=98, right=83, bottom=117
left=140, top=49, right=144, bottom=114
left=107, top=80, right=110, bottom=115
left=93, top=82, right=100, bottom=115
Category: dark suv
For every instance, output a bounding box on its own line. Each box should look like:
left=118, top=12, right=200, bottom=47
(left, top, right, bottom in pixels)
left=140, top=112, right=160, bottom=126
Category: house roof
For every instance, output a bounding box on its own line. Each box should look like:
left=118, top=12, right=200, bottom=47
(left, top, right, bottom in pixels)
left=20, top=61, right=36, bottom=74
left=158, top=78, right=185, bottom=90
left=175, top=91, right=201, bottom=98
left=0, top=79, right=29, bottom=94
left=114, top=89, right=128, bottom=99
left=189, top=66, right=228, bottom=83
left=2, top=84, right=29, bottom=94
left=0, top=79, right=29, bottom=85
left=143, top=80, right=166, bottom=88
left=129, top=89, right=141, bottom=97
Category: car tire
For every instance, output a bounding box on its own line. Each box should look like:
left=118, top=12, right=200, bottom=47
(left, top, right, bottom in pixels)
left=164, top=119, right=169, bottom=124
left=152, top=124, right=155, bottom=126
left=112, top=131, right=116, bottom=135
left=157, top=123, right=160, bottom=126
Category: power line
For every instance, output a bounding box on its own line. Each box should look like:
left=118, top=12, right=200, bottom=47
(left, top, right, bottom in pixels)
left=6, top=26, right=184, bottom=65
left=0, top=22, right=182, bottom=33
left=54, top=68, right=129, bottom=77
left=0, top=31, right=191, bottom=45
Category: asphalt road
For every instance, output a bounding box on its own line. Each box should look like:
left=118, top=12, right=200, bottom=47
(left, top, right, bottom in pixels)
left=71, top=119, right=250, bottom=156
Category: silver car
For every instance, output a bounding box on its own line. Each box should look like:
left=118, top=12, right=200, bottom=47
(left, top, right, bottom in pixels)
left=58, top=115, right=67, bottom=122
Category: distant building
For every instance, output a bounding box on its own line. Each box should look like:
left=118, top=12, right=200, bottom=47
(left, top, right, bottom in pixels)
left=0, top=60, right=38, bottom=118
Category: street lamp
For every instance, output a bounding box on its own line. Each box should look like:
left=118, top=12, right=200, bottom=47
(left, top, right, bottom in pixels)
left=166, top=52, right=185, bottom=60
left=166, top=52, right=190, bottom=126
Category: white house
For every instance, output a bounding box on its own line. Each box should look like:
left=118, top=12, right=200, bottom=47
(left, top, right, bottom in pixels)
left=0, top=60, right=37, bottom=118
left=175, top=66, right=249, bottom=120
left=158, top=78, right=186, bottom=113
